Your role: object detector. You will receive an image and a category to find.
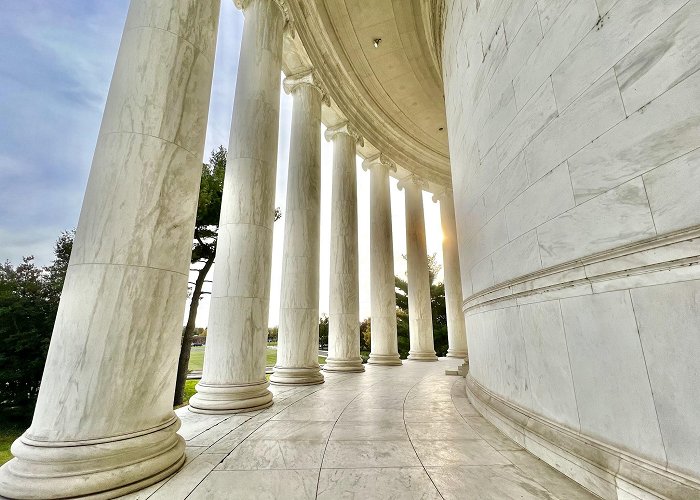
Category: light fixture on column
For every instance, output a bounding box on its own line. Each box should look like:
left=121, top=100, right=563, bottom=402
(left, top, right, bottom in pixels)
left=373, top=38, right=382, bottom=48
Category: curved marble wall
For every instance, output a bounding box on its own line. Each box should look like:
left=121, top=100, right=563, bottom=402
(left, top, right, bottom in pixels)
left=442, top=0, right=700, bottom=498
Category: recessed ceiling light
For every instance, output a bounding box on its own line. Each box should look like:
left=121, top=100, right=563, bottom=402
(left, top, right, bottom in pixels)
left=373, top=38, right=382, bottom=48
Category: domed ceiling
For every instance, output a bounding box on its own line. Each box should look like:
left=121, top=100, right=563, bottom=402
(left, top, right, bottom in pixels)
left=284, top=0, right=451, bottom=188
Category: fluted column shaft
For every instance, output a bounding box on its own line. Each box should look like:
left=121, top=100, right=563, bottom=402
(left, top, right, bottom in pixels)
left=402, top=178, right=437, bottom=361
left=0, top=2, right=220, bottom=498
left=271, top=73, right=324, bottom=385
left=364, top=156, right=401, bottom=365
left=324, top=125, right=364, bottom=372
left=438, top=192, right=468, bottom=358
left=190, top=0, right=285, bottom=412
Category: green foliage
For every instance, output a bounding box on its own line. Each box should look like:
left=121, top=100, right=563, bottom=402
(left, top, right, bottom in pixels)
left=0, top=231, right=73, bottom=422
left=318, top=314, right=329, bottom=349
left=359, top=317, right=371, bottom=353
left=394, top=253, right=449, bottom=358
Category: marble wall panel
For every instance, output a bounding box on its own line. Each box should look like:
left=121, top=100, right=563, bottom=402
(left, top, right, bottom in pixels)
left=559, top=291, right=666, bottom=463
left=630, top=279, right=700, bottom=478
left=471, top=257, right=495, bottom=293
left=552, top=0, right=687, bottom=109
left=491, top=230, right=542, bottom=284
left=568, top=69, right=700, bottom=204
left=491, top=80, right=558, bottom=171
left=503, top=0, right=537, bottom=41
left=643, top=148, right=700, bottom=234
left=537, top=177, right=656, bottom=268
left=483, top=152, right=528, bottom=221
left=513, top=0, right=599, bottom=107
left=505, top=162, right=575, bottom=241
left=615, top=2, right=700, bottom=114
left=525, top=70, right=626, bottom=183
left=472, top=210, right=509, bottom=264
left=488, top=6, right=543, bottom=104
left=493, top=307, right=532, bottom=409
left=536, top=0, right=575, bottom=35
left=518, top=300, right=580, bottom=431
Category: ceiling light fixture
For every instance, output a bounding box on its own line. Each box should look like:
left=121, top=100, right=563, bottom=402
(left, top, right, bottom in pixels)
left=373, top=38, right=382, bottom=48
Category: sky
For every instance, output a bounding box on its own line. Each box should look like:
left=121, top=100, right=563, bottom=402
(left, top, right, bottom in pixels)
left=0, top=1, right=444, bottom=327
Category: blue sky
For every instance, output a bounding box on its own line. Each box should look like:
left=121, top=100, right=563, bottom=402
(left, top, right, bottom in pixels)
left=0, top=1, right=444, bottom=325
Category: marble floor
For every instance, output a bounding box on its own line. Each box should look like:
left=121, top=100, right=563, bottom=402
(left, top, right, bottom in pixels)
left=120, top=360, right=597, bottom=500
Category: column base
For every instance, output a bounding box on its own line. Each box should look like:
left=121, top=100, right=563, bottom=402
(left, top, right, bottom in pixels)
left=323, top=357, right=365, bottom=372
left=0, top=416, right=184, bottom=500
left=407, top=351, right=438, bottom=361
left=189, top=379, right=273, bottom=414
left=367, top=353, right=402, bottom=366
left=446, top=349, right=468, bottom=359
left=270, top=366, right=324, bottom=385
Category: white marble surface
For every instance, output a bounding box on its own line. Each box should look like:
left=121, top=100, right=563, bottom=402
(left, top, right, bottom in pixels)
left=0, top=1, right=220, bottom=498
left=272, top=74, right=324, bottom=385
left=400, top=178, right=437, bottom=360
left=560, top=291, right=666, bottom=463
left=191, top=0, right=284, bottom=412
left=364, top=156, right=402, bottom=365
left=445, top=0, right=700, bottom=490
left=551, top=0, right=687, bottom=110
left=130, top=361, right=594, bottom=499
left=324, top=126, right=364, bottom=373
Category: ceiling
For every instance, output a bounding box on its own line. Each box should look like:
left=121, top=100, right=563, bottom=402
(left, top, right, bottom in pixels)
left=285, top=0, right=451, bottom=188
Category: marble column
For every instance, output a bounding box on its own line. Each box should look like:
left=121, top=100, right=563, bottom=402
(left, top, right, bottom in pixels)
left=0, top=2, right=220, bottom=498
left=323, top=123, right=365, bottom=372
left=363, top=154, right=402, bottom=366
left=270, top=70, right=326, bottom=386
left=189, top=0, right=286, bottom=413
left=434, top=190, right=468, bottom=359
left=398, top=176, right=437, bottom=361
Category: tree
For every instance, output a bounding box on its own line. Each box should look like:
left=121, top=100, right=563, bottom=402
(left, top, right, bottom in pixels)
left=394, top=253, right=449, bottom=358
left=173, top=146, right=281, bottom=406
left=359, top=317, right=371, bottom=356
left=318, top=314, right=329, bottom=350
left=0, top=230, right=73, bottom=421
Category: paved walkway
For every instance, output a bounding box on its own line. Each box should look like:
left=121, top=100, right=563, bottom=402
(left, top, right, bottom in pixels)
left=120, top=360, right=597, bottom=499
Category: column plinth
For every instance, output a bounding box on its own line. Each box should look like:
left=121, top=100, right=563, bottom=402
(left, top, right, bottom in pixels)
left=0, top=1, right=220, bottom=497
left=434, top=190, right=468, bottom=359
left=190, top=0, right=287, bottom=412
left=324, top=124, right=365, bottom=373
left=363, top=155, right=402, bottom=366
left=271, top=70, right=326, bottom=387
left=399, top=176, right=437, bottom=362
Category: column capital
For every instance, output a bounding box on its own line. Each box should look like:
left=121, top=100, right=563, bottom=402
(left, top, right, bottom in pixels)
left=397, top=174, right=428, bottom=192
left=362, top=153, right=396, bottom=173
left=283, top=69, right=330, bottom=106
left=235, top=0, right=292, bottom=31
left=432, top=188, right=453, bottom=203
left=324, top=121, right=364, bottom=146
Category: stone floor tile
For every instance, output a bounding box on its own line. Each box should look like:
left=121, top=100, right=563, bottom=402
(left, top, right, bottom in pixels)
left=317, top=467, right=442, bottom=500
left=322, top=439, right=421, bottom=468
left=464, top=416, right=524, bottom=450
left=188, top=469, right=319, bottom=500
left=501, top=450, right=599, bottom=499
left=329, top=421, right=410, bottom=441
left=403, top=408, right=465, bottom=423
left=271, top=404, right=345, bottom=422
left=247, top=420, right=335, bottom=441
left=218, top=439, right=326, bottom=470
left=412, top=439, right=511, bottom=466
left=406, top=421, right=481, bottom=440
left=186, top=415, right=251, bottom=447
left=337, top=407, right=405, bottom=424
left=148, top=453, right=227, bottom=500
left=426, top=464, right=560, bottom=500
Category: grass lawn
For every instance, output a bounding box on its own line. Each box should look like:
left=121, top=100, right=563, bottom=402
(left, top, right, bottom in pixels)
left=188, top=345, right=325, bottom=372
left=0, top=426, right=23, bottom=466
